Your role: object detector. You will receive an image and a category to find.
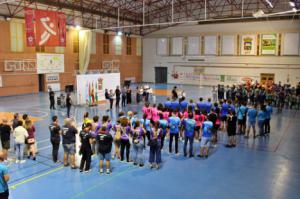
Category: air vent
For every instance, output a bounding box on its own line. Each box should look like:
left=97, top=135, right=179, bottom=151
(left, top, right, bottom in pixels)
left=187, top=59, right=205, bottom=62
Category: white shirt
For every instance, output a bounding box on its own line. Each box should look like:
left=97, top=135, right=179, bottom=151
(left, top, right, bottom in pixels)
left=13, top=126, right=29, bottom=144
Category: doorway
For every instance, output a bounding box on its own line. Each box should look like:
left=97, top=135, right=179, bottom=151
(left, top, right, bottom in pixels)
left=260, top=73, right=275, bottom=86
left=155, top=67, right=168, bottom=84
left=38, top=74, right=45, bottom=92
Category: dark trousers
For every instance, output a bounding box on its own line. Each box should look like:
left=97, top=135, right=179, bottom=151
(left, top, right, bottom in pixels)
left=51, top=139, right=60, bottom=162
left=183, top=136, right=194, bottom=156
left=80, top=150, right=92, bottom=171
left=116, top=97, right=120, bottom=108
left=149, top=142, right=161, bottom=164
left=161, top=133, right=166, bottom=150
left=0, top=189, right=9, bottom=199
left=109, top=99, right=114, bottom=109
left=264, top=119, right=270, bottom=134
left=50, top=99, right=55, bottom=109
left=145, top=93, right=149, bottom=102
left=121, top=96, right=126, bottom=107
left=66, top=106, right=71, bottom=118
left=169, top=133, right=179, bottom=153
left=120, top=139, right=130, bottom=161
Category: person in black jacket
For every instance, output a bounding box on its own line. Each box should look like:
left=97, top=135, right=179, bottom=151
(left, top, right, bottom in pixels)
left=115, top=86, right=121, bottom=108
left=97, top=126, right=113, bottom=174
left=66, top=93, right=72, bottom=118
left=79, top=123, right=93, bottom=173
left=62, top=118, right=77, bottom=168
left=49, top=116, right=61, bottom=163
left=49, top=88, right=56, bottom=110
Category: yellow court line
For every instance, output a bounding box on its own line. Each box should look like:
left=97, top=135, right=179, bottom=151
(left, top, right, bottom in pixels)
left=9, top=166, right=65, bottom=190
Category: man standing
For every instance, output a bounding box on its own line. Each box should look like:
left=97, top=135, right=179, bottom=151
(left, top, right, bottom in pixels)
left=0, top=151, right=9, bottom=199
left=0, top=119, right=11, bottom=160
left=49, top=116, right=61, bottom=163
left=97, top=126, right=113, bottom=174
left=168, top=111, right=181, bottom=155
left=182, top=113, right=196, bottom=157
left=49, top=88, right=56, bottom=110
left=66, top=93, right=72, bottom=118
left=115, top=86, right=121, bottom=108
left=62, top=118, right=78, bottom=169
left=172, top=86, right=178, bottom=100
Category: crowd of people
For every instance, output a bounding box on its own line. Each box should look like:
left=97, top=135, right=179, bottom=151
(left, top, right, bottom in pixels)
left=0, top=81, right=299, bottom=198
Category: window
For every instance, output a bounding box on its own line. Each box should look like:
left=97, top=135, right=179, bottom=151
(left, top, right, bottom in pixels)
left=73, top=30, right=79, bottom=53
left=126, top=37, right=132, bottom=55
left=91, top=32, right=97, bottom=54
left=55, top=46, right=65, bottom=54
left=35, top=45, right=45, bottom=53
left=103, top=34, right=109, bottom=54
left=114, top=36, right=122, bottom=55
left=136, top=37, right=142, bottom=56
left=10, top=20, right=24, bottom=52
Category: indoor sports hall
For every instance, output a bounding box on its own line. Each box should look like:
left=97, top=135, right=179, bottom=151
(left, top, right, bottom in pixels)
left=0, top=1, right=299, bottom=199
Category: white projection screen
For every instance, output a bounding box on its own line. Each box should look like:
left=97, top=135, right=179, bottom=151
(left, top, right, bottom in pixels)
left=187, top=36, right=200, bottom=55
left=221, top=35, right=235, bottom=55
left=157, top=38, right=169, bottom=55
left=282, top=33, right=300, bottom=55
left=171, top=37, right=183, bottom=55
left=204, top=36, right=217, bottom=55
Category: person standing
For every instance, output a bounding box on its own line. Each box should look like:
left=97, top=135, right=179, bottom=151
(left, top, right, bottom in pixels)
left=168, top=111, right=181, bottom=155
left=182, top=113, right=196, bottom=157
left=265, top=101, right=273, bottom=135
left=0, top=151, right=9, bottom=199
left=226, top=110, right=237, bottom=147
left=79, top=123, right=93, bottom=173
left=13, top=121, right=28, bottom=163
left=49, top=116, right=61, bottom=163
left=257, top=105, right=266, bottom=136
left=109, top=89, right=114, bottom=110
left=199, top=119, right=213, bottom=158
left=246, top=104, right=258, bottom=139
left=24, top=120, right=36, bottom=161
left=0, top=119, right=11, bottom=159
left=132, top=121, right=145, bottom=167
left=49, top=88, right=56, bottom=110
left=115, top=86, right=121, bottom=108
left=97, top=126, right=113, bottom=174
left=121, top=87, right=127, bottom=107
left=62, top=118, right=78, bottom=169
left=149, top=122, right=162, bottom=169
left=66, top=93, right=72, bottom=118
left=126, top=87, right=132, bottom=104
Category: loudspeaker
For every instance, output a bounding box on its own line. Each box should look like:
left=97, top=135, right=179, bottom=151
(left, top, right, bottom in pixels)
left=124, top=80, right=131, bottom=87
left=65, top=85, right=74, bottom=93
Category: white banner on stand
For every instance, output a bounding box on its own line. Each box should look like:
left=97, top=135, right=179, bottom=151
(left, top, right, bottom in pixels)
left=76, top=73, right=120, bottom=105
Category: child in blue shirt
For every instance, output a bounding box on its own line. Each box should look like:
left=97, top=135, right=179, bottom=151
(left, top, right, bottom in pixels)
left=257, top=105, right=266, bottom=136
left=168, top=111, right=181, bottom=154
left=199, top=119, right=213, bottom=158
left=246, top=104, right=258, bottom=138
left=264, top=101, right=273, bottom=134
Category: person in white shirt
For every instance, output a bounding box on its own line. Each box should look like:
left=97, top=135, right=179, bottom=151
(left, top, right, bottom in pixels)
left=13, top=121, right=28, bottom=164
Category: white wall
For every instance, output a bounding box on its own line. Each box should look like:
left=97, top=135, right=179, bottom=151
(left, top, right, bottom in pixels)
left=142, top=20, right=300, bottom=86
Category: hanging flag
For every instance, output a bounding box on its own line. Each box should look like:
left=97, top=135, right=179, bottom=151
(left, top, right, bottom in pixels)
left=57, top=12, right=66, bottom=46
left=24, top=8, right=36, bottom=47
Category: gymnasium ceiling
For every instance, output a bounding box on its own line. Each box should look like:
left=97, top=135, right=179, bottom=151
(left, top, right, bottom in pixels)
left=0, top=0, right=299, bottom=35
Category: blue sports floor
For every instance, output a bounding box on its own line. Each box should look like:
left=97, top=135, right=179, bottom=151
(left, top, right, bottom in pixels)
left=0, top=84, right=299, bottom=199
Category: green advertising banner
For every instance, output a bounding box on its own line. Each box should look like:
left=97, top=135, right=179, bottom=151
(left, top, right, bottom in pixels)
left=261, top=34, right=277, bottom=55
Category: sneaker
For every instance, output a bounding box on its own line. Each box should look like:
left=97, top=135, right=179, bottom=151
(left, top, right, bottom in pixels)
left=80, top=170, right=83, bottom=173
left=189, top=154, right=194, bottom=158
left=106, top=169, right=110, bottom=174
left=100, top=169, right=104, bottom=174
left=184, top=154, right=187, bottom=157
left=27, top=156, right=30, bottom=159
left=155, top=164, right=160, bottom=170
left=15, top=160, right=20, bottom=164
left=139, top=164, right=144, bottom=167
left=85, top=169, right=91, bottom=173
left=244, top=136, right=249, bottom=139
left=20, top=160, right=26, bottom=164
left=33, top=157, right=36, bottom=161
left=112, top=155, right=115, bottom=160
left=71, top=166, right=77, bottom=169
left=64, top=163, right=70, bottom=167
left=150, top=164, right=154, bottom=169
left=133, top=162, right=138, bottom=166
left=175, top=153, right=180, bottom=156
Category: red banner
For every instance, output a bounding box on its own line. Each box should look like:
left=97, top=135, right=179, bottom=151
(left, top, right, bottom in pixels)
left=24, top=8, right=35, bottom=47
left=24, top=9, right=66, bottom=47
left=35, top=10, right=59, bottom=46
left=57, top=12, right=67, bottom=46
